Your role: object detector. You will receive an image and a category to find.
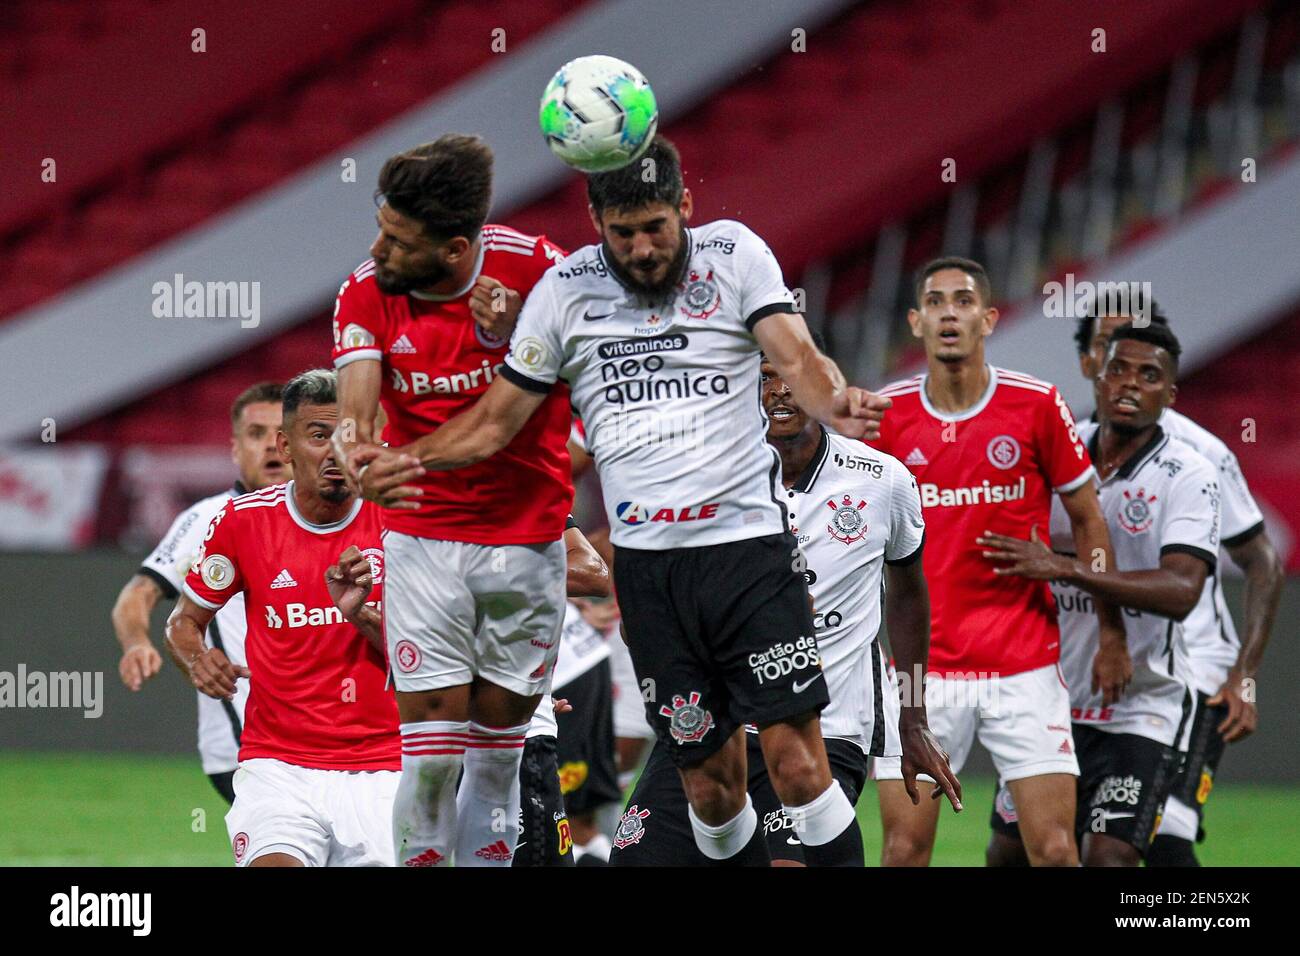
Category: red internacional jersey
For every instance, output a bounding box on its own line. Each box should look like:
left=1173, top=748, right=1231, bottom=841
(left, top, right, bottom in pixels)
left=331, top=225, right=573, bottom=544
left=183, top=484, right=399, bottom=770
left=868, top=367, right=1094, bottom=677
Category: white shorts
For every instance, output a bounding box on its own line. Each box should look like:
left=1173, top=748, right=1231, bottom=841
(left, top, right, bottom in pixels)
left=873, top=663, right=1079, bottom=783
left=608, top=627, right=654, bottom=740
left=383, top=531, right=566, bottom=697
left=225, top=758, right=400, bottom=867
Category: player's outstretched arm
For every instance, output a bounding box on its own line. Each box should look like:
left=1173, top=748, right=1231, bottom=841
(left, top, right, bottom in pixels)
left=110, top=573, right=165, bottom=691
left=334, top=358, right=384, bottom=489
left=1211, top=530, right=1284, bottom=741
left=753, top=312, right=890, bottom=441
left=885, top=558, right=963, bottom=812
left=1058, top=482, right=1131, bottom=704
left=564, top=525, right=611, bottom=599
left=401, top=375, right=547, bottom=471
left=164, top=596, right=250, bottom=701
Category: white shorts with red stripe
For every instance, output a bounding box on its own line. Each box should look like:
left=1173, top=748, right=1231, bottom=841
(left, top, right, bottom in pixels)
left=383, top=532, right=566, bottom=697
left=872, top=662, right=1079, bottom=783
left=225, top=758, right=400, bottom=867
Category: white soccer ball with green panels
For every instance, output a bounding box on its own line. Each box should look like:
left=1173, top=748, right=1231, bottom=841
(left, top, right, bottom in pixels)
left=539, top=55, right=658, bottom=173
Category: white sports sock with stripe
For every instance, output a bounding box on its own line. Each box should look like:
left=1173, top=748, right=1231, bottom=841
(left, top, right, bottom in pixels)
left=393, top=720, right=467, bottom=866
left=454, top=722, right=528, bottom=867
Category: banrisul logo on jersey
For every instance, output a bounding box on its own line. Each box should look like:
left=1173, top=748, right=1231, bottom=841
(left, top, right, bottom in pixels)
left=598, top=333, right=728, bottom=405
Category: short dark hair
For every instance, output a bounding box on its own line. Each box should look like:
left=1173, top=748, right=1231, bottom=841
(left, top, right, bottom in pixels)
left=1106, top=321, right=1182, bottom=373
left=1073, top=298, right=1169, bottom=355
left=376, top=135, right=493, bottom=241
left=586, top=135, right=684, bottom=216
left=230, top=381, right=283, bottom=429
left=282, top=369, right=338, bottom=419
left=914, top=256, right=992, bottom=307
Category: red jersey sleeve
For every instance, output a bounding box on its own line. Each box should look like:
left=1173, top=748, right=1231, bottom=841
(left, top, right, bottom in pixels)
left=331, top=262, right=390, bottom=369
left=182, top=499, right=245, bottom=610
left=1038, top=385, right=1094, bottom=493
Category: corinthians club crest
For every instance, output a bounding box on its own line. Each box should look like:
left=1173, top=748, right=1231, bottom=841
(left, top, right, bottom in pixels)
left=826, top=494, right=868, bottom=545
left=1118, top=488, right=1157, bottom=535
left=613, top=805, right=651, bottom=850
left=659, top=691, right=714, bottom=744
left=679, top=269, right=721, bottom=320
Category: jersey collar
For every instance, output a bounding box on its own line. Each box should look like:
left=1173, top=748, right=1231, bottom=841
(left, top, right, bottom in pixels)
left=284, top=480, right=364, bottom=534
left=789, top=426, right=831, bottom=493
left=410, top=240, right=485, bottom=302
left=1088, top=424, right=1167, bottom=482
left=919, top=365, right=998, bottom=422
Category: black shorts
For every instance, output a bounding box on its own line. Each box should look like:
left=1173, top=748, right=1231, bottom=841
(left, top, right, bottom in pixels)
left=512, top=736, right=575, bottom=867
left=1166, top=690, right=1229, bottom=839
left=614, top=532, right=829, bottom=769
left=555, top=659, right=622, bottom=815
left=989, top=724, right=1182, bottom=857
left=608, top=732, right=867, bottom=866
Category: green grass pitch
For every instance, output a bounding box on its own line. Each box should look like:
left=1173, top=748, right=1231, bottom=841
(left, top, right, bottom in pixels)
left=2, top=752, right=1295, bottom=866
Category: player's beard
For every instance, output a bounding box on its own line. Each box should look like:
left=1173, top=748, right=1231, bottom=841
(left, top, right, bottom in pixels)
left=319, top=481, right=352, bottom=505
left=374, top=256, right=453, bottom=296
left=604, top=227, right=690, bottom=303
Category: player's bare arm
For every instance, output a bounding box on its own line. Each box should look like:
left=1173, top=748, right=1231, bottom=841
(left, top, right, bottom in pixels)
left=564, top=525, right=611, bottom=599
left=324, top=545, right=384, bottom=653
left=164, top=596, right=250, bottom=701
left=394, top=375, right=547, bottom=472
left=884, top=557, right=963, bottom=811
left=753, top=312, right=890, bottom=441
left=1211, top=530, right=1284, bottom=741
left=468, top=275, right=523, bottom=341
left=334, top=358, right=384, bottom=488
left=1058, top=481, right=1132, bottom=704
left=110, top=573, right=165, bottom=691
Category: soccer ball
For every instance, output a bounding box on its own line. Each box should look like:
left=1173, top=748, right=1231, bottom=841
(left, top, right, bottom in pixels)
left=538, top=55, right=658, bottom=173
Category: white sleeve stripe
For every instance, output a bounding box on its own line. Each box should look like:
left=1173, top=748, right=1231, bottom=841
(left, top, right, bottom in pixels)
left=1054, top=465, right=1095, bottom=494
left=333, top=349, right=383, bottom=368
left=182, top=582, right=224, bottom=611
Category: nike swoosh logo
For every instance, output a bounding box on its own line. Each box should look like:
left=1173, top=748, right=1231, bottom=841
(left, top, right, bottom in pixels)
left=786, top=836, right=802, bottom=845
left=583, top=310, right=614, bottom=321
left=792, top=676, right=818, bottom=693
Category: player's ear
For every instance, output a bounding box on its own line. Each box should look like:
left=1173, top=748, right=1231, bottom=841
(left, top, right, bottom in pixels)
left=1166, top=381, right=1177, bottom=408
left=444, top=235, right=472, bottom=264
left=587, top=204, right=603, bottom=236
left=982, top=307, right=999, bottom=336
left=679, top=189, right=693, bottom=222
left=276, top=428, right=292, bottom=467
left=907, top=308, right=923, bottom=339
left=1078, top=353, right=1094, bottom=381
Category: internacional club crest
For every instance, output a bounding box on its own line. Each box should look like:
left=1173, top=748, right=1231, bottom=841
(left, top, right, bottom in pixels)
left=986, top=434, right=1022, bottom=470
left=613, top=805, right=651, bottom=850
left=659, top=691, right=714, bottom=744
left=679, top=269, right=720, bottom=319
left=1118, top=488, right=1157, bottom=535
left=826, top=494, right=868, bottom=545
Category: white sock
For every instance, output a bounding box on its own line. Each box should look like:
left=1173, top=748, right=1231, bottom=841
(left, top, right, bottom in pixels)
left=688, top=794, right=759, bottom=860
left=393, top=720, right=468, bottom=866
left=783, top=782, right=855, bottom=846
left=454, top=722, right=528, bottom=867
left=573, top=833, right=613, bottom=863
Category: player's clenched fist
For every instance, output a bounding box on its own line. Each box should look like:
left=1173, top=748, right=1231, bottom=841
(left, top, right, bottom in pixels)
left=325, top=545, right=375, bottom=618
left=347, top=444, right=425, bottom=510
left=830, top=386, right=891, bottom=441
left=468, top=275, right=523, bottom=342
left=189, top=647, right=249, bottom=701
left=118, top=643, right=162, bottom=691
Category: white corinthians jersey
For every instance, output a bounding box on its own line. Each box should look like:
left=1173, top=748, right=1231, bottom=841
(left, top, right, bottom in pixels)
left=1050, top=422, right=1220, bottom=747
left=1158, top=408, right=1265, bottom=693
left=504, top=220, right=796, bottom=549
left=141, top=488, right=249, bottom=774
left=783, top=429, right=925, bottom=754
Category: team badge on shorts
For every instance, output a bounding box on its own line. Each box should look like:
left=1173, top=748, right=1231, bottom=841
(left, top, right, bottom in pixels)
left=232, top=831, right=249, bottom=863
left=1119, top=489, right=1157, bottom=535
left=394, top=640, right=421, bottom=674
left=659, top=691, right=714, bottom=744
left=826, top=495, right=868, bottom=545
left=679, top=269, right=721, bottom=320
left=613, top=805, right=651, bottom=849
left=986, top=435, right=1022, bottom=470
left=994, top=785, right=1018, bottom=824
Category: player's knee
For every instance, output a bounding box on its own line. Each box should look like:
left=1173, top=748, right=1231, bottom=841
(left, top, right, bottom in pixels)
left=985, top=832, right=1030, bottom=867
left=764, top=746, right=825, bottom=806
left=680, top=765, right=746, bottom=823
left=881, top=828, right=934, bottom=867
left=1081, top=836, right=1140, bottom=867
left=1025, top=827, right=1077, bottom=867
